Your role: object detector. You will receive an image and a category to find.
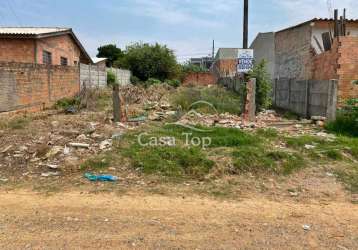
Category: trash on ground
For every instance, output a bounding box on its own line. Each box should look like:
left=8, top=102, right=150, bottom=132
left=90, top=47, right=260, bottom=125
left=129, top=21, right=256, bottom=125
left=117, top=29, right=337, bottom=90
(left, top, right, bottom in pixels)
left=303, top=224, right=311, bottom=231
left=84, top=173, right=119, bottom=182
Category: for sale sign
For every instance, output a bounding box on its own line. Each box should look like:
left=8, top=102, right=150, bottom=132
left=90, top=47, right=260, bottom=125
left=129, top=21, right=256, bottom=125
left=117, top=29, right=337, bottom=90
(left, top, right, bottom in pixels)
left=237, top=49, right=254, bottom=73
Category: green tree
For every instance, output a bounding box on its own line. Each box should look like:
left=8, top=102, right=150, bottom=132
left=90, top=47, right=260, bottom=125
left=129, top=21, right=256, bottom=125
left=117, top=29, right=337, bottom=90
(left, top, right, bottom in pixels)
left=248, top=60, right=272, bottom=111
left=115, top=42, right=179, bottom=81
left=97, top=44, right=124, bottom=67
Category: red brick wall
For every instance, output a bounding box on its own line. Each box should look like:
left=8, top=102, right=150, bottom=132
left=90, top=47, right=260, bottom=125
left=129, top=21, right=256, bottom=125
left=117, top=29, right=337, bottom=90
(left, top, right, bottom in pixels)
left=312, top=40, right=339, bottom=80
left=0, top=34, right=81, bottom=66
left=182, top=72, right=216, bottom=86
left=36, top=34, right=81, bottom=66
left=213, top=59, right=237, bottom=78
left=0, top=39, right=35, bottom=63
left=0, top=62, right=79, bottom=113
left=337, top=37, right=358, bottom=101
left=312, top=37, right=358, bottom=102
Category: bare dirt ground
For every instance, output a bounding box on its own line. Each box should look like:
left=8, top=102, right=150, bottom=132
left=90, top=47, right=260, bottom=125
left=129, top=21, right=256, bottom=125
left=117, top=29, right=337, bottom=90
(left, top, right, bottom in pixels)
left=0, top=191, right=357, bottom=250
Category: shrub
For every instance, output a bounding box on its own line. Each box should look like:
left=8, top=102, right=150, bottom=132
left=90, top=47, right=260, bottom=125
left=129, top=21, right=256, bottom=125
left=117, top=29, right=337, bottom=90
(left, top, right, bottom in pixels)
left=146, top=78, right=162, bottom=86
left=248, top=59, right=272, bottom=111
left=166, top=79, right=181, bottom=88
left=55, top=97, right=80, bottom=110
left=325, top=98, right=358, bottom=137
left=116, top=42, right=179, bottom=81
left=107, top=71, right=117, bottom=86
left=130, top=75, right=141, bottom=84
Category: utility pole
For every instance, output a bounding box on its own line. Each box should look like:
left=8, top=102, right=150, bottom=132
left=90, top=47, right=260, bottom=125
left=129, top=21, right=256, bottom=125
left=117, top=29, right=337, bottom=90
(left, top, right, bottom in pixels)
left=212, top=40, right=215, bottom=59
left=243, top=0, right=249, bottom=49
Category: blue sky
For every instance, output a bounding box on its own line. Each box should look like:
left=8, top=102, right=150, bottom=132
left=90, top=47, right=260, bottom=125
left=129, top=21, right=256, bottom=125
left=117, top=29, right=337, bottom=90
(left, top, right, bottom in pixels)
left=0, top=0, right=357, bottom=61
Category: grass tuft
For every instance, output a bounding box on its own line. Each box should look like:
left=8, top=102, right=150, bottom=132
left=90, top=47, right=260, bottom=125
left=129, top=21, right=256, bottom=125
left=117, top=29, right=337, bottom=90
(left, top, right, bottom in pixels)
left=233, top=148, right=305, bottom=175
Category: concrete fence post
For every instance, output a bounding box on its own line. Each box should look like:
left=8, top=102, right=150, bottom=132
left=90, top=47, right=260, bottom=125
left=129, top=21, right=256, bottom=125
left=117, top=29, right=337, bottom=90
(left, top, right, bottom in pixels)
left=304, top=80, right=310, bottom=118
left=326, top=79, right=338, bottom=121
left=288, top=78, right=292, bottom=110
left=273, top=79, right=277, bottom=107
left=113, top=84, right=121, bottom=122
left=242, top=78, right=256, bottom=122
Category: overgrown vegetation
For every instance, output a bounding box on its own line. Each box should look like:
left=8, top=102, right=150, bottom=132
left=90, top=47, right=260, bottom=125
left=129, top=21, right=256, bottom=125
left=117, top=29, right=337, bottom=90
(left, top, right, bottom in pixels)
left=233, top=148, right=305, bottom=175
left=0, top=116, right=31, bottom=130
left=107, top=71, right=117, bottom=86
left=325, top=98, right=358, bottom=137
left=248, top=59, right=272, bottom=111
left=114, top=42, right=179, bottom=82
left=172, top=86, right=243, bottom=114
left=119, top=132, right=214, bottom=179
left=55, top=97, right=81, bottom=110
left=97, top=44, right=124, bottom=67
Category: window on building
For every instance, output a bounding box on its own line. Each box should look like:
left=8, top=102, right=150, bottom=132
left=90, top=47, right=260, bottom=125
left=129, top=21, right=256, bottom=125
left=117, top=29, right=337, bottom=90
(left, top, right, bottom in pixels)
left=74, top=61, right=78, bottom=65
left=43, top=50, right=52, bottom=65
left=61, top=57, right=68, bottom=66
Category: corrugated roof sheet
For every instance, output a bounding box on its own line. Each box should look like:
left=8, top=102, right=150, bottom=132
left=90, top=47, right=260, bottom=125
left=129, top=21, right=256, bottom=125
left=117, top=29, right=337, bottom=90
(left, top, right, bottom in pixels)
left=0, top=27, right=70, bottom=35
left=92, top=57, right=107, bottom=64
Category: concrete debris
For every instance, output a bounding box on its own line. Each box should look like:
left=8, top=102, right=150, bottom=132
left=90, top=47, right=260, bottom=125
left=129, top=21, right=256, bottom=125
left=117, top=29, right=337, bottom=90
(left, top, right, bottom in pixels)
left=51, top=121, right=60, bottom=128
left=46, top=146, right=63, bottom=158
left=76, top=134, right=87, bottom=140
left=311, top=116, right=326, bottom=121
left=304, top=144, right=316, bottom=150
left=111, top=132, right=122, bottom=140
left=99, top=139, right=112, bottom=150
left=68, top=143, right=90, bottom=149
left=63, top=146, right=70, bottom=155
left=41, top=172, right=60, bottom=177
left=1, top=145, right=13, bottom=154
left=46, top=164, right=59, bottom=170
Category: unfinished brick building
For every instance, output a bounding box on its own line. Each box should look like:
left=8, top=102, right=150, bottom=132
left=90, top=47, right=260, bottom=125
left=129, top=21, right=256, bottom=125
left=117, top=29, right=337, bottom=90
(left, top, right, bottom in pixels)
left=0, top=27, right=92, bottom=66
left=274, top=18, right=358, bottom=102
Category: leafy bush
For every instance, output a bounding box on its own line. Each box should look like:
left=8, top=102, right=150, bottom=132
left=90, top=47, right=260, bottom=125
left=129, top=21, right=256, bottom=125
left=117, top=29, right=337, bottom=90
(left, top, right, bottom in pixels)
left=115, top=42, right=179, bottom=82
left=97, top=44, right=124, bottom=67
left=146, top=78, right=162, bottom=86
left=325, top=98, right=358, bottom=137
left=55, top=97, right=80, bottom=109
left=107, top=71, right=117, bottom=86
left=165, top=79, right=181, bottom=88
left=130, top=75, right=141, bottom=84
left=248, top=59, right=272, bottom=111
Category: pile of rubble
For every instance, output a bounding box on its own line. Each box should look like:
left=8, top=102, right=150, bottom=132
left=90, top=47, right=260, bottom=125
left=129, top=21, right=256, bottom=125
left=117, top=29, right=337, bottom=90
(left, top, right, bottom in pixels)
left=0, top=115, right=132, bottom=180
left=120, top=83, right=174, bottom=105
left=176, top=109, right=284, bottom=130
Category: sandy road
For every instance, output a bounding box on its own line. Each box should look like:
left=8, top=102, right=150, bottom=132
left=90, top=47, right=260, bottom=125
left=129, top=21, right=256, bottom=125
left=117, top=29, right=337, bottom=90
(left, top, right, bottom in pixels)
left=0, top=191, right=357, bottom=249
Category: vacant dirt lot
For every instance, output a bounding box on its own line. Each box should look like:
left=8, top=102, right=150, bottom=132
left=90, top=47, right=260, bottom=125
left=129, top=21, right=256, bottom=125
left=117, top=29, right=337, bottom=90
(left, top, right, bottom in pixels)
left=0, top=85, right=357, bottom=249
